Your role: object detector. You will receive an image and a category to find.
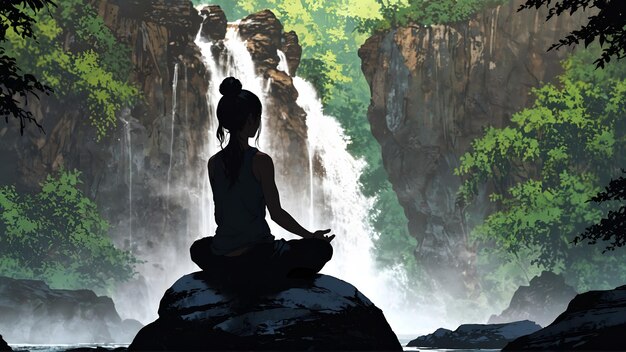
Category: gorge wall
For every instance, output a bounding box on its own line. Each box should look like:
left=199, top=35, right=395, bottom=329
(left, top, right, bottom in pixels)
left=358, top=0, right=584, bottom=298
left=0, top=0, right=310, bottom=320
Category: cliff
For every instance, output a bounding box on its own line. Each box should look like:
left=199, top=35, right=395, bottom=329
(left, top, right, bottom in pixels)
left=358, top=0, right=584, bottom=297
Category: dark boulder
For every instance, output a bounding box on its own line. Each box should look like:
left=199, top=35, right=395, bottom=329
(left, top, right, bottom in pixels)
left=129, top=271, right=401, bottom=351
left=407, top=320, right=541, bottom=349
left=504, top=285, right=626, bottom=350
left=489, top=271, right=578, bottom=327
left=0, top=276, right=142, bottom=343
left=0, top=334, right=10, bottom=351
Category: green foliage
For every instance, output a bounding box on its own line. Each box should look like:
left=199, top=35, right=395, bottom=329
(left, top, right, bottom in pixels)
left=3, top=0, right=139, bottom=140
left=0, top=169, right=139, bottom=290
left=355, top=0, right=508, bottom=33
left=0, top=0, right=55, bottom=134
left=574, top=170, right=626, bottom=251
left=371, top=182, right=418, bottom=272
left=456, top=53, right=626, bottom=291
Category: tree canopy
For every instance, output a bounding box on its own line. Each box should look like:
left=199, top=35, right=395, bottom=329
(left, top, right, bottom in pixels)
left=0, top=169, right=139, bottom=290
left=456, top=52, right=626, bottom=291
left=519, top=0, right=626, bottom=251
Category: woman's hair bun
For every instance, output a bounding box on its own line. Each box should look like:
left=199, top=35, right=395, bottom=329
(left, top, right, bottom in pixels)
left=219, top=77, right=242, bottom=97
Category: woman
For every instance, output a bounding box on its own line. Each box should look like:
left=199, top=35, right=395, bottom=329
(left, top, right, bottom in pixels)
left=190, top=77, right=334, bottom=284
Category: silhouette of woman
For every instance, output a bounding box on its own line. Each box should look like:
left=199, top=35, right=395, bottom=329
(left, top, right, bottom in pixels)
left=190, top=77, right=334, bottom=284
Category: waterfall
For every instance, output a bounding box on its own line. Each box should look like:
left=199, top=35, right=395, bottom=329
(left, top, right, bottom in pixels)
left=126, top=120, right=133, bottom=253
left=166, top=63, right=179, bottom=199
left=290, top=76, right=439, bottom=335
left=192, top=16, right=431, bottom=332
left=120, top=115, right=133, bottom=253
left=276, top=49, right=290, bottom=76
left=111, top=7, right=440, bottom=335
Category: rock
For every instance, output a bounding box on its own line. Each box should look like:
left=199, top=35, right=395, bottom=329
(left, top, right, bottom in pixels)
left=489, top=271, right=578, bottom=327
left=129, top=272, right=401, bottom=351
left=503, top=285, right=626, bottom=350
left=200, top=5, right=227, bottom=40
left=239, top=9, right=283, bottom=46
left=65, top=348, right=126, bottom=352
left=0, top=276, right=143, bottom=343
left=407, top=320, right=541, bottom=349
left=358, top=0, right=586, bottom=297
left=280, top=31, right=302, bottom=75
left=0, top=334, right=11, bottom=351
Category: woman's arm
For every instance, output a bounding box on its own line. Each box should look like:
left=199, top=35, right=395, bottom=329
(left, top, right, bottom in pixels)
left=255, top=152, right=333, bottom=241
left=208, top=155, right=217, bottom=189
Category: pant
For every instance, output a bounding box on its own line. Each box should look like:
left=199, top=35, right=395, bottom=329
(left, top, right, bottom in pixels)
left=190, top=236, right=333, bottom=284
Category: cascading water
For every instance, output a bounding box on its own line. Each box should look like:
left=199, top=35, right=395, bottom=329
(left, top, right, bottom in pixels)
left=166, top=63, right=179, bottom=199
left=120, top=115, right=133, bottom=253
left=290, top=76, right=446, bottom=335
left=193, top=12, right=440, bottom=333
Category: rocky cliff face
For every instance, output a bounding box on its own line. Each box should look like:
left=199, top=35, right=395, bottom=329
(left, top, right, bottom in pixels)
left=358, top=0, right=584, bottom=297
left=0, top=0, right=310, bottom=321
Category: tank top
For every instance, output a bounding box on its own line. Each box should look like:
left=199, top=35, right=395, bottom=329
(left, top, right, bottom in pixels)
left=210, top=146, right=274, bottom=255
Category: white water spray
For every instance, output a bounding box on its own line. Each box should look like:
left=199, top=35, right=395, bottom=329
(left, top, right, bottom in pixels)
left=166, top=63, right=179, bottom=198
left=290, top=76, right=445, bottom=335
left=121, top=116, right=133, bottom=253
left=276, top=49, right=290, bottom=76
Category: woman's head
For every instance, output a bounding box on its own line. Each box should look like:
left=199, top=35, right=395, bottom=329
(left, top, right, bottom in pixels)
left=216, top=77, right=262, bottom=147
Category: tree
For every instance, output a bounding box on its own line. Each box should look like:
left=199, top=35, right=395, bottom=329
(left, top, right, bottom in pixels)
left=0, top=169, right=139, bottom=290
left=0, top=0, right=56, bottom=134
left=3, top=0, right=139, bottom=140
left=574, top=171, right=626, bottom=250
left=519, top=0, right=626, bottom=69
left=519, top=0, right=626, bottom=251
left=455, top=56, right=626, bottom=290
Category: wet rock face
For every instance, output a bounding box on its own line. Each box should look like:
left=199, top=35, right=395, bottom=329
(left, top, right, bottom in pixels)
left=503, top=285, right=626, bottom=350
left=129, top=272, right=402, bottom=351
left=281, top=31, right=302, bottom=75
left=489, top=271, right=578, bottom=327
left=0, top=276, right=142, bottom=344
left=358, top=0, right=584, bottom=297
left=237, top=10, right=283, bottom=74
left=200, top=5, right=227, bottom=40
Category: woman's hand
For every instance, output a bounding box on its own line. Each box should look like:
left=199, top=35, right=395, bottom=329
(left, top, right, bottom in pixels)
left=310, top=229, right=335, bottom=242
